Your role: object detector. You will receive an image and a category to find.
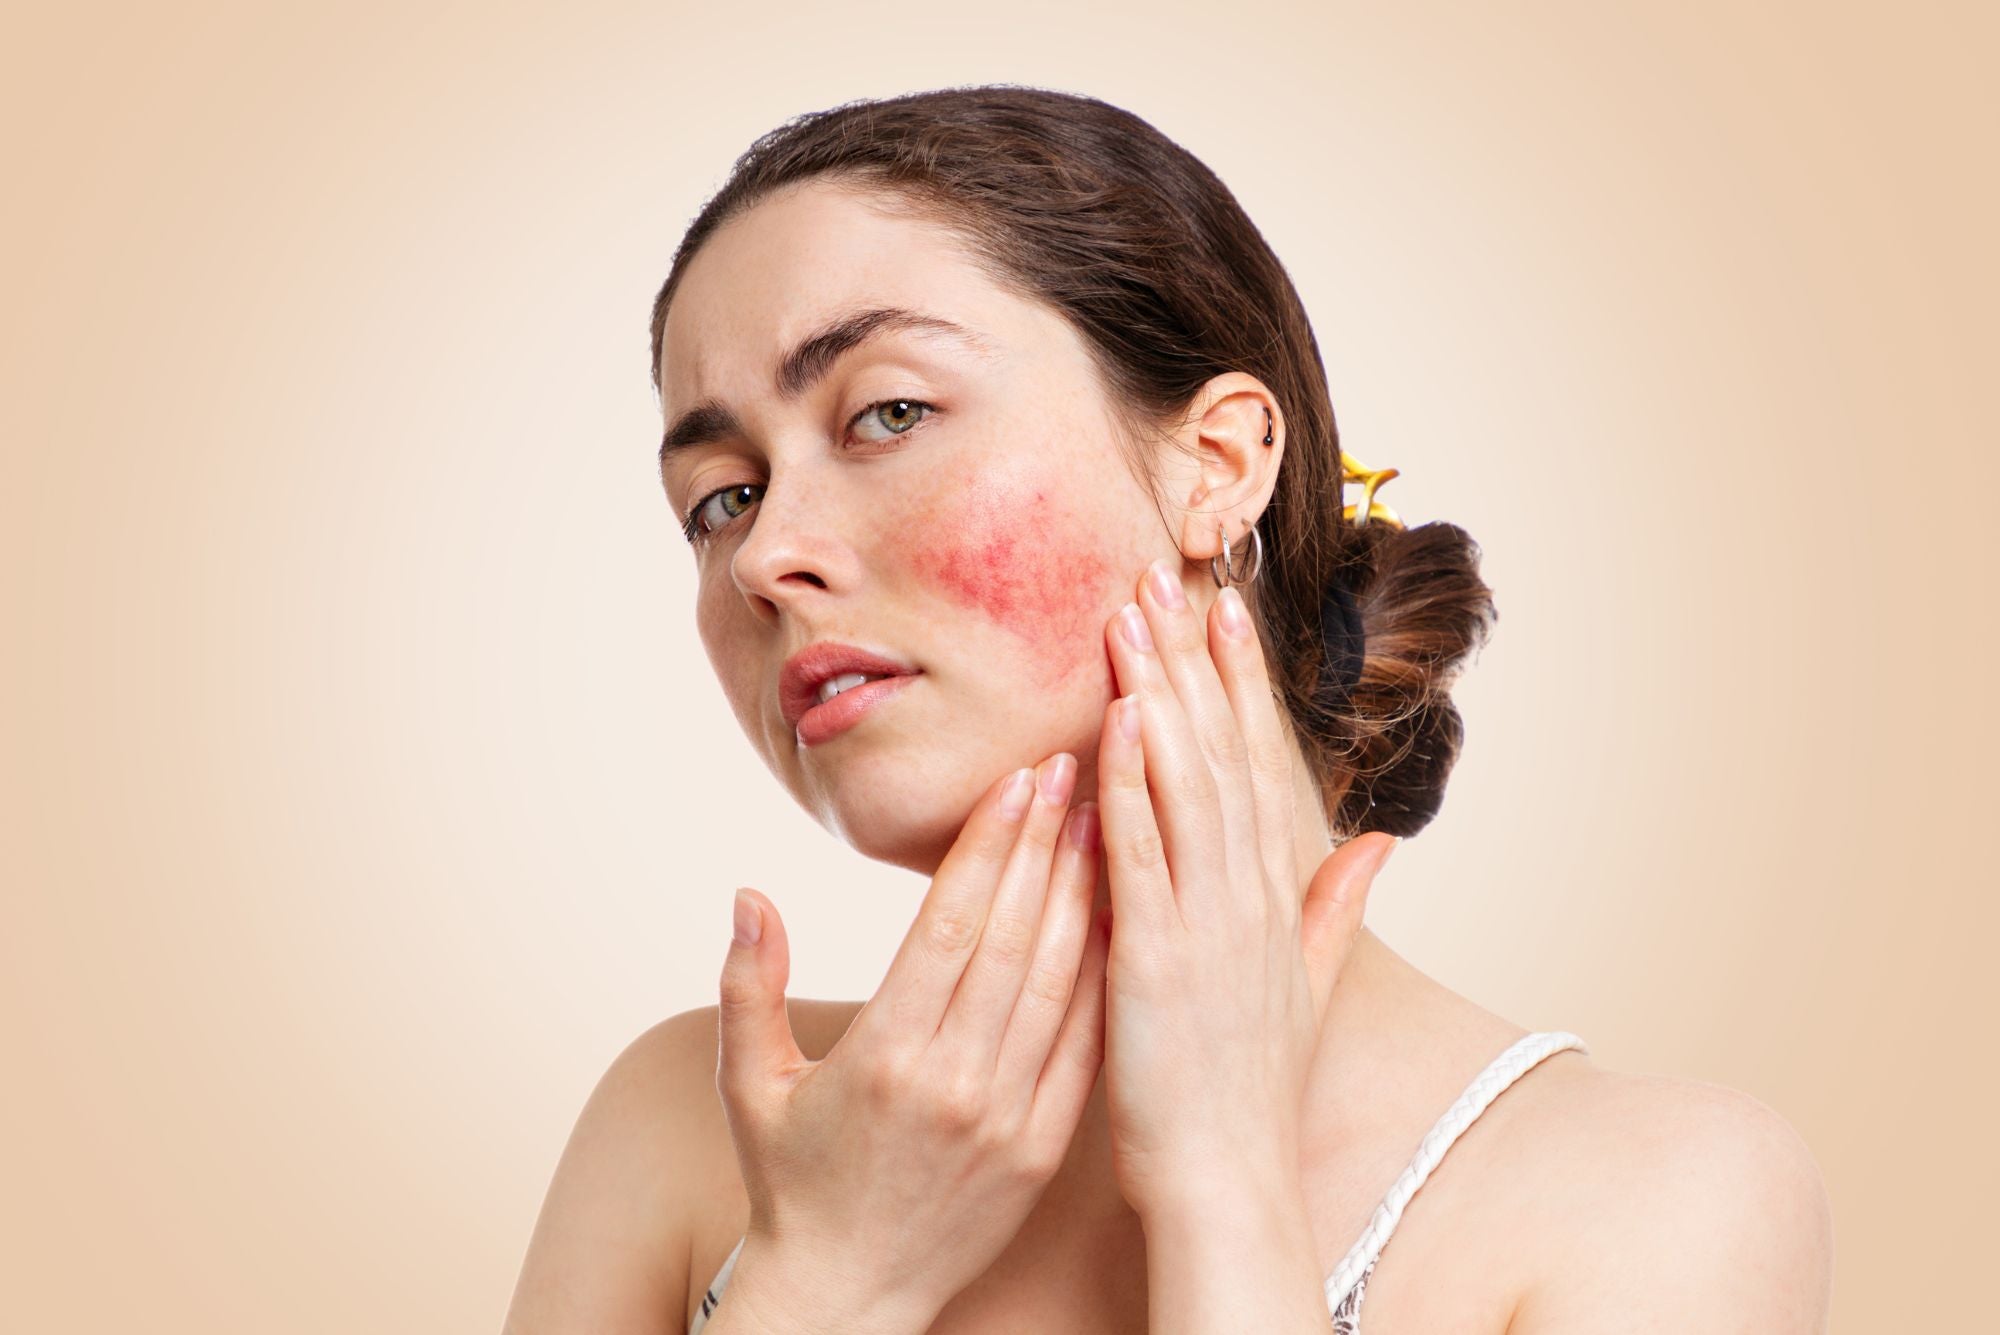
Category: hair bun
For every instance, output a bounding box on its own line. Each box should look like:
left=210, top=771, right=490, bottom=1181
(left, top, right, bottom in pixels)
left=1317, top=577, right=1365, bottom=708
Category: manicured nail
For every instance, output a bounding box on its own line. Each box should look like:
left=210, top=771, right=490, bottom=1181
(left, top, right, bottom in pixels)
left=1038, top=752, right=1077, bottom=805
left=1218, top=585, right=1250, bottom=639
left=1120, top=602, right=1154, bottom=652
left=732, top=889, right=762, bottom=946
left=1000, top=767, right=1036, bottom=820
left=1148, top=558, right=1186, bottom=610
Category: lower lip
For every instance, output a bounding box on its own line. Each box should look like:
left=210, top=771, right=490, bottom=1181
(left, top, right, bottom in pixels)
left=795, top=672, right=921, bottom=748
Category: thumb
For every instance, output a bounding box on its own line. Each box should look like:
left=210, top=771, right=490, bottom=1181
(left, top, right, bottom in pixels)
left=716, top=887, right=805, bottom=1109
left=1299, top=833, right=1399, bottom=1026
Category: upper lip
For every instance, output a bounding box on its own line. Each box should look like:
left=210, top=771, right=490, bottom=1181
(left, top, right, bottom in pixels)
left=779, top=641, right=920, bottom=728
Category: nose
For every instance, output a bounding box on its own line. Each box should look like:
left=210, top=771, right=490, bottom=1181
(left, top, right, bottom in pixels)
left=727, top=464, right=858, bottom=626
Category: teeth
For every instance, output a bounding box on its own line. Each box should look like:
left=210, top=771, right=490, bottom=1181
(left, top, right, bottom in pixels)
left=816, top=671, right=884, bottom=706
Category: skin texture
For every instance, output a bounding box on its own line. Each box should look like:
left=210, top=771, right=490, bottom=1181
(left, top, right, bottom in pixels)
left=906, top=474, right=1121, bottom=698
left=631, top=177, right=1836, bottom=1334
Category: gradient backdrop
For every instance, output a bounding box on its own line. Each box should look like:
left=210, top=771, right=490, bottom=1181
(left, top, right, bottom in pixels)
left=3, top=2, right=1992, bottom=1330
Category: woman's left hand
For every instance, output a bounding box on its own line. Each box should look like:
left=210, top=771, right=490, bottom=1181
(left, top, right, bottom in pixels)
left=1094, top=556, right=1401, bottom=1220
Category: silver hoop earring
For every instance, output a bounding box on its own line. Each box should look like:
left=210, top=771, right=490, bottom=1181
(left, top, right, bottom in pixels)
left=1209, top=522, right=1263, bottom=588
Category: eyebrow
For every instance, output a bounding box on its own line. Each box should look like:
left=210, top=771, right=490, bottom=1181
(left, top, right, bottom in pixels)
left=658, top=306, right=993, bottom=473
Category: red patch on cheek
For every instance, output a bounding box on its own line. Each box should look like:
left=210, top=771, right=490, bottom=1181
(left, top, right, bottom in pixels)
left=905, top=478, right=1119, bottom=691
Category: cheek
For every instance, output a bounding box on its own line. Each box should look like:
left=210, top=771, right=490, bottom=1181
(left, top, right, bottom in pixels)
left=904, top=470, right=1122, bottom=694
left=695, top=583, right=766, bottom=731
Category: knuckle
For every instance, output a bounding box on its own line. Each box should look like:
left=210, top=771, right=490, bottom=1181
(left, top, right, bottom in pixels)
left=974, top=914, right=1033, bottom=969
left=1205, top=725, right=1250, bottom=771
left=1104, top=760, right=1149, bottom=796
left=1017, top=959, right=1073, bottom=1011
left=929, top=1068, right=988, bottom=1131
left=923, top=905, right=983, bottom=959
left=1253, top=774, right=1292, bottom=825
left=971, top=1110, right=1017, bottom=1160
left=1118, top=824, right=1166, bottom=870
left=860, top=1048, right=913, bottom=1106
left=1254, top=737, right=1292, bottom=783
left=715, top=977, right=755, bottom=1015
left=1172, top=755, right=1219, bottom=805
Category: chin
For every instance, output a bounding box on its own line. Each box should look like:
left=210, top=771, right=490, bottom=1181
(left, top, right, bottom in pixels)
left=780, top=673, right=1111, bottom=874
left=820, top=784, right=962, bottom=876
left=798, top=726, right=1018, bottom=876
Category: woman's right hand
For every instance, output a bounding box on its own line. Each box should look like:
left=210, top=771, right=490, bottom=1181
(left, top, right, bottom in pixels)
left=710, top=752, right=1110, bottom=1334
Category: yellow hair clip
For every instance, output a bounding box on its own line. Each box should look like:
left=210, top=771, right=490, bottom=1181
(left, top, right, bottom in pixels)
left=1340, top=450, right=1406, bottom=530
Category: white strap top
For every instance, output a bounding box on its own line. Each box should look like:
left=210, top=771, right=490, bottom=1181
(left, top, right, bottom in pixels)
left=691, top=1030, right=1590, bottom=1334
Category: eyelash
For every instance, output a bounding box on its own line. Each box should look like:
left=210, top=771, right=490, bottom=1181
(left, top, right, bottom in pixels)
left=678, top=397, right=940, bottom=548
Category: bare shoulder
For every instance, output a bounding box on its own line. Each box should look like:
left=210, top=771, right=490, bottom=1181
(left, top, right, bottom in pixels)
left=1501, top=1057, right=1836, bottom=1333
left=502, top=999, right=863, bottom=1335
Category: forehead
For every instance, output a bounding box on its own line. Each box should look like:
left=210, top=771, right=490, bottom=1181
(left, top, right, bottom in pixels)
left=658, top=182, right=1020, bottom=405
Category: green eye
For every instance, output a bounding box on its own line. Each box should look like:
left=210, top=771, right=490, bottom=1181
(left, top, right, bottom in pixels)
left=853, top=398, right=932, bottom=442
left=681, top=483, right=762, bottom=547
left=676, top=397, right=940, bottom=549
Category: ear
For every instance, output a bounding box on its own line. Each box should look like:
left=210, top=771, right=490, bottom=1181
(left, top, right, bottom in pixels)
left=1158, top=372, right=1285, bottom=562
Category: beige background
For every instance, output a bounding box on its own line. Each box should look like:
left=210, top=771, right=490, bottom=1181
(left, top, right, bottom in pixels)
left=3, top=1, right=1992, bottom=1330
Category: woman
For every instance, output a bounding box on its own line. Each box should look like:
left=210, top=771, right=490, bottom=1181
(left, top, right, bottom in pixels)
left=507, top=86, right=1832, bottom=1333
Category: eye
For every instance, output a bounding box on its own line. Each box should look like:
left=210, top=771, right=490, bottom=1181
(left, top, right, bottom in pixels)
left=680, top=395, right=936, bottom=547
left=681, top=482, right=762, bottom=548
left=852, top=397, right=934, bottom=443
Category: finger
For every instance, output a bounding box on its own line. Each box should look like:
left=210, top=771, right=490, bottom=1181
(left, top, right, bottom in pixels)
left=1104, top=600, right=1231, bottom=922
left=856, top=765, right=1042, bottom=1047
left=994, top=799, right=1100, bottom=1096
left=1096, top=693, right=1179, bottom=941
left=1028, top=900, right=1111, bottom=1155
left=1135, top=557, right=1265, bottom=900
left=1299, top=834, right=1399, bottom=1024
left=716, top=886, right=808, bottom=1119
left=931, top=752, right=1079, bottom=1074
left=1207, top=584, right=1304, bottom=918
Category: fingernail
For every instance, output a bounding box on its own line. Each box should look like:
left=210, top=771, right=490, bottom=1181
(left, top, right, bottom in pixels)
left=1067, top=801, right=1100, bottom=851
left=1038, top=752, right=1077, bottom=805
left=1218, top=585, right=1250, bottom=639
left=1000, top=766, right=1036, bottom=820
left=1120, top=602, right=1154, bottom=652
left=1118, top=695, right=1142, bottom=741
left=1148, top=558, right=1186, bottom=609
left=732, top=889, right=762, bottom=946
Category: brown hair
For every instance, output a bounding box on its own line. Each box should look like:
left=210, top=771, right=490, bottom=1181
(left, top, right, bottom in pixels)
left=649, top=84, right=1497, bottom=841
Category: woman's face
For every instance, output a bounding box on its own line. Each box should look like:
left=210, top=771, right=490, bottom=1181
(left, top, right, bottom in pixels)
left=656, top=179, right=1187, bottom=875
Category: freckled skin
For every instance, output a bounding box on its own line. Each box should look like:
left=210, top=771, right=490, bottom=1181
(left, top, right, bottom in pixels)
left=904, top=471, right=1121, bottom=697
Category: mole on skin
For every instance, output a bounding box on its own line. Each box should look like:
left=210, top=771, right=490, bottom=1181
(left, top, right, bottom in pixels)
left=903, top=471, right=1122, bottom=698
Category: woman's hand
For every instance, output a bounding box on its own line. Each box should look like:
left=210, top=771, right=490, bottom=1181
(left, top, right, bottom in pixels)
left=1095, top=556, right=1401, bottom=1221
left=711, top=753, right=1112, bottom=1334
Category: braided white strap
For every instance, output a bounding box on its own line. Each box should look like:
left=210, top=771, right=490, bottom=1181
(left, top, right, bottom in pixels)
left=1322, top=1030, right=1591, bottom=1315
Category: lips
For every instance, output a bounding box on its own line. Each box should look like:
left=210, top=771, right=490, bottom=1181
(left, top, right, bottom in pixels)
left=779, top=641, right=921, bottom=732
